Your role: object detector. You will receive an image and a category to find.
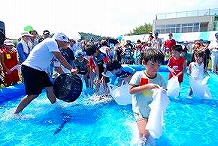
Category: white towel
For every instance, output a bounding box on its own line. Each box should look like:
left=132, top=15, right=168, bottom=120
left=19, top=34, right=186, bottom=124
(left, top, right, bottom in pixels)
left=21, top=40, right=33, bottom=54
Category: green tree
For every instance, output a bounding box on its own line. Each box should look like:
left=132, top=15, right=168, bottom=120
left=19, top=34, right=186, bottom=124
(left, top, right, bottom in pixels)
left=128, top=23, right=152, bottom=35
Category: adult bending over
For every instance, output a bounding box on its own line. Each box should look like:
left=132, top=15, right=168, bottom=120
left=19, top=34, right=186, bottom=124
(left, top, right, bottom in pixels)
left=14, top=32, right=77, bottom=114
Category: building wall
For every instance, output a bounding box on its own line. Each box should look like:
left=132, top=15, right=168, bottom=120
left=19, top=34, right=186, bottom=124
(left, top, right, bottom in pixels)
left=154, top=15, right=213, bottom=25
left=153, top=15, right=215, bottom=33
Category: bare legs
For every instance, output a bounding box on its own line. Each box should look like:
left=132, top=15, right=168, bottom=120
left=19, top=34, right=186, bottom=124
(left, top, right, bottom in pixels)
left=137, top=118, right=150, bottom=140
left=45, top=86, right=56, bottom=104
left=14, top=86, right=56, bottom=114
left=14, top=94, right=38, bottom=114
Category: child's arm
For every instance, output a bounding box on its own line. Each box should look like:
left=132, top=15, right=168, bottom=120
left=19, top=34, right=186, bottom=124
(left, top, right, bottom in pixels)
left=187, top=62, right=192, bottom=76
left=204, top=68, right=210, bottom=77
left=167, top=60, right=176, bottom=76
left=129, top=83, right=160, bottom=94
left=175, top=60, right=186, bottom=77
left=1, top=54, right=10, bottom=74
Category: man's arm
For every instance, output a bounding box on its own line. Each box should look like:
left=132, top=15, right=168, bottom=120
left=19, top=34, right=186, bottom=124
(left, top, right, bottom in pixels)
left=53, top=51, right=77, bottom=74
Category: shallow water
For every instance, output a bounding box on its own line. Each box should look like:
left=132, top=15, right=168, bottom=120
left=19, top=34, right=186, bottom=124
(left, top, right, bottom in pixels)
left=0, top=71, right=218, bottom=146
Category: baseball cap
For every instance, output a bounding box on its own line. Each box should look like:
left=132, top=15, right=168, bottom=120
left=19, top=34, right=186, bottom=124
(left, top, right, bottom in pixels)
left=215, top=32, right=218, bottom=37
left=154, top=32, right=159, bottom=36
left=43, top=30, right=50, bottom=35
left=75, top=50, right=85, bottom=58
left=53, top=32, right=70, bottom=43
left=169, top=33, right=173, bottom=36
left=4, top=39, right=14, bottom=46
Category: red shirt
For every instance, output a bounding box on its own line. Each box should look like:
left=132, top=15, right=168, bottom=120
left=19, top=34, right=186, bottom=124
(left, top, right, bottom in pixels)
left=168, top=56, right=185, bottom=83
left=88, top=56, right=96, bottom=70
left=164, top=39, right=176, bottom=53
left=2, top=49, right=18, bottom=71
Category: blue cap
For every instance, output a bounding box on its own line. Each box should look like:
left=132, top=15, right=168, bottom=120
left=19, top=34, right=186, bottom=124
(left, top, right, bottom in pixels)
left=75, top=50, right=85, bottom=58
left=154, top=32, right=159, bottom=36
left=215, top=32, right=218, bottom=37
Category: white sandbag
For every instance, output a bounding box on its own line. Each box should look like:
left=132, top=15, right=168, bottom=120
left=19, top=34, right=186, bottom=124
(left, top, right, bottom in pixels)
left=146, top=88, right=170, bottom=139
left=108, top=83, right=132, bottom=105
left=167, top=77, right=180, bottom=98
left=189, top=76, right=211, bottom=98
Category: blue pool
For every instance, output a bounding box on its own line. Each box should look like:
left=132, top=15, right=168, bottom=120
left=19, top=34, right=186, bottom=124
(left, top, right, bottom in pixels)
left=0, top=67, right=218, bottom=146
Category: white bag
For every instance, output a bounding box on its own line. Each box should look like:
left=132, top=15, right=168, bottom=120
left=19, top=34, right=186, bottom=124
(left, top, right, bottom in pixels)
left=108, top=83, right=132, bottom=105
left=146, top=88, right=170, bottom=139
left=167, top=77, right=180, bottom=98
left=189, top=76, right=211, bottom=98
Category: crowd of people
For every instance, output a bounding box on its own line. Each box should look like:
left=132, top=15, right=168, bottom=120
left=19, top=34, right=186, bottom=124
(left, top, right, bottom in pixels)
left=0, top=29, right=218, bottom=145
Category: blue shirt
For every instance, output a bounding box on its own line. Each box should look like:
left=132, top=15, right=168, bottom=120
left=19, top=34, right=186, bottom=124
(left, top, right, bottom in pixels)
left=16, top=42, right=29, bottom=63
left=110, top=64, right=136, bottom=84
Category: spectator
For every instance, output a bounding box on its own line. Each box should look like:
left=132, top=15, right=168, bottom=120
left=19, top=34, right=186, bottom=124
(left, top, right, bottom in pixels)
left=152, top=32, right=162, bottom=50
left=208, top=32, right=218, bottom=73
left=1, top=39, right=20, bottom=86
left=73, top=50, right=89, bottom=88
left=29, top=30, right=39, bottom=47
left=16, top=31, right=33, bottom=63
left=43, top=30, right=50, bottom=39
left=163, top=33, right=176, bottom=54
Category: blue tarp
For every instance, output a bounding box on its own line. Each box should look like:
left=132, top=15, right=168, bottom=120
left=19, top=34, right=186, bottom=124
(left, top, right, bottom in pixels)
left=0, top=84, right=25, bottom=104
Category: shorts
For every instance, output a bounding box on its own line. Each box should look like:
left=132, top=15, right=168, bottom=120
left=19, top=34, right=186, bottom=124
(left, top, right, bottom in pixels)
left=134, top=112, right=148, bottom=122
left=21, top=65, right=53, bottom=95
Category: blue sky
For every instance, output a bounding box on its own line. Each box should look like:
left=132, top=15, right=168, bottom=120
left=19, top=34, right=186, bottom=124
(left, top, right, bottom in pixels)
left=0, top=0, right=217, bottom=39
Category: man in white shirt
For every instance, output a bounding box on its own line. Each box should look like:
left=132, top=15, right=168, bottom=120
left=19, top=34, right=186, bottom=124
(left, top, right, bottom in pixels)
left=14, top=32, right=77, bottom=114
left=208, top=32, right=218, bottom=73
left=152, top=32, right=162, bottom=51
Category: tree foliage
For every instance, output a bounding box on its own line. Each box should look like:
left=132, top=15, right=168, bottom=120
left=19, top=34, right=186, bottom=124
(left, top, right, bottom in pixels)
left=128, top=23, right=152, bottom=35
left=79, top=32, right=104, bottom=41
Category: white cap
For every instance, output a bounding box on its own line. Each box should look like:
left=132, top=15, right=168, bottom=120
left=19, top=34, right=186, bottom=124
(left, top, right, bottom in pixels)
left=21, top=31, right=33, bottom=37
left=4, top=39, right=14, bottom=46
left=52, top=32, right=70, bottom=43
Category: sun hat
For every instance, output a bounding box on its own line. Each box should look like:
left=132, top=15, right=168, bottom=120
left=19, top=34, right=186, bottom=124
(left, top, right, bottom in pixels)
left=21, top=31, right=33, bottom=37
left=4, top=39, right=14, bottom=46
left=75, top=50, right=85, bottom=58
left=52, top=32, right=70, bottom=43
